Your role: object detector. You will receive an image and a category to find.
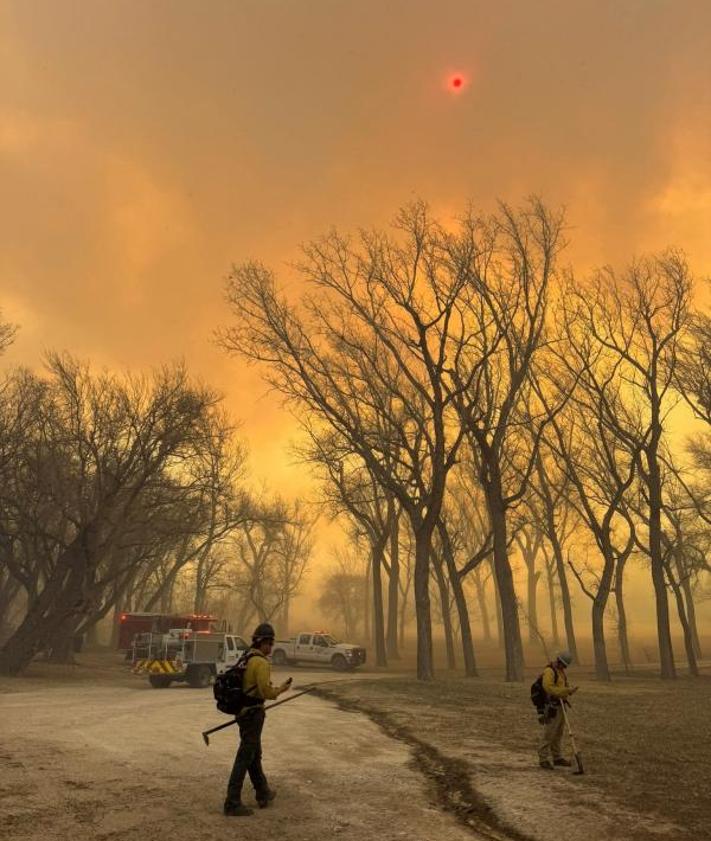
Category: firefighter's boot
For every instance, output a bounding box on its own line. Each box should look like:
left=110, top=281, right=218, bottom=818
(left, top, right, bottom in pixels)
left=224, top=802, right=254, bottom=817
left=256, top=788, right=277, bottom=809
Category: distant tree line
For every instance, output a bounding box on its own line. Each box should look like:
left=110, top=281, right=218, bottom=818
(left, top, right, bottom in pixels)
left=220, top=198, right=711, bottom=682
left=0, top=348, right=312, bottom=675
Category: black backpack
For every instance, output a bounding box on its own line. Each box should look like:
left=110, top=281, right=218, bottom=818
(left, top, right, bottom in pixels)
left=530, top=665, right=558, bottom=712
left=213, top=651, right=261, bottom=715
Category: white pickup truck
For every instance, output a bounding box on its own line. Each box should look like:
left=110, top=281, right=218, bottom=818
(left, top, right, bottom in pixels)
left=271, top=632, right=366, bottom=671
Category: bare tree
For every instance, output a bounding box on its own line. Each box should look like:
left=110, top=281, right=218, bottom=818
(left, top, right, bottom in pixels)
left=513, top=522, right=544, bottom=646
left=318, top=548, right=367, bottom=640
left=297, top=424, right=398, bottom=666
left=629, top=458, right=707, bottom=675
left=562, top=254, right=691, bottom=678
left=545, top=335, right=640, bottom=680
left=447, top=199, right=567, bottom=681
left=0, top=310, right=17, bottom=355
left=527, top=451, right=579, bottom=660
left=228, top=497, right=312, bottom=633
left=0, top=356, right=222, bottom=674
left=190, top=409, right=250, bottom=613
left=435, top=476, right=493, bottom=675
left=219, top=203, right=482, bottom=680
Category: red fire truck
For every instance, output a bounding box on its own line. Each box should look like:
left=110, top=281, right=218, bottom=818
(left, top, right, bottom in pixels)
left=117, top=612, right=223, bottom=650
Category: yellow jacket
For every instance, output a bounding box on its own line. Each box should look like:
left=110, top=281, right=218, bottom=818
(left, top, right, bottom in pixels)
left=542, top=664, right=573, bottom=700
left=243, top=649, right=281, bottom=701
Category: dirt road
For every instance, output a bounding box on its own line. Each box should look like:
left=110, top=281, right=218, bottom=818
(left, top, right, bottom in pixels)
left=0, top=673, right=484, bottom=841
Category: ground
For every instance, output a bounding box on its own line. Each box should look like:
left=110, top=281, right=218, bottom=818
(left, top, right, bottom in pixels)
left=0, top=654, right=707, bottom=841
left=313, top=669, right=710, bottom=841
left=0, top=663, right=478, bottom=841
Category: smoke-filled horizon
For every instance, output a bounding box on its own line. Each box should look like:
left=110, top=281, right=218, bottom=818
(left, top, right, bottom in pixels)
left=3, top=1, right=711, bottom=467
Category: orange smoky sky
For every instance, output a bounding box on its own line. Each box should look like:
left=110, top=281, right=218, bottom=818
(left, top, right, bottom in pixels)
left=2, top=0, right=711, bottom=496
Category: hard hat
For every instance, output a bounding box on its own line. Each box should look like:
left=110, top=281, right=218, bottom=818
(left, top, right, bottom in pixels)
left=556, top=651, right=573, bottom=667
left=252, top=622, right=276, bottom=643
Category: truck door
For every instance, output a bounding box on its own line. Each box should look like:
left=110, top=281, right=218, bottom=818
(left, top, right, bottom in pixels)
left=312, top=635, right=330, bottom=663
left=296, top=633, right=313, bottom=660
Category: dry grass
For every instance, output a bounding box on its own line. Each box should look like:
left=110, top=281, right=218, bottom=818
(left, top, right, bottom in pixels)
left=322, top=667, right=711, bottom=839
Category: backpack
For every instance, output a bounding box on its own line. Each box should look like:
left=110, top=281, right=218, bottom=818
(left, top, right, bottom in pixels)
left=213, top=651, right=262, bottom=715
left=530, top=665, right=558, bottom=712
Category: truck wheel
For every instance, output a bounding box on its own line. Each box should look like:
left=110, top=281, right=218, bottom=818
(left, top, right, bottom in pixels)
left=272, top=649, right=287, bottom=666
left=187, top=664, right=213, bottom=688
left=331, top=654, right=348, bottom=671
left=149, top=674, right=172, bottom=689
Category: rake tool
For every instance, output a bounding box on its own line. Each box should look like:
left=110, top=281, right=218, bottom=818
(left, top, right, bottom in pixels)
left=560, top=700, right=585, bottom=775
left=201, top=683, right=323, bottom=746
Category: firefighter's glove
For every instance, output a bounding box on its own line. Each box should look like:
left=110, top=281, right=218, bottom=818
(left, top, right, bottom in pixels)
left=278, top=677, right=293, bottom=694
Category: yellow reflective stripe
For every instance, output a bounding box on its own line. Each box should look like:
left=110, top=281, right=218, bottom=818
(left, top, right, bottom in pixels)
left=133, top=659, right=183, bottom=674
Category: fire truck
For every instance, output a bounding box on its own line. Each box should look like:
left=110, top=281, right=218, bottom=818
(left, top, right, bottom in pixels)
left=117, top=612, right=223, bottom=651
left=131, top=628, right=249, bottom=688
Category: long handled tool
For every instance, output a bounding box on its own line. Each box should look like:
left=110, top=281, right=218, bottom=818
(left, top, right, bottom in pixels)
left=202, top=684, right=320, bottom=746
left=560, top=701, right=584, bottom=775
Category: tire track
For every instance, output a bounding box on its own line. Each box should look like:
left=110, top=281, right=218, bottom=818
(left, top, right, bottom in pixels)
left=313, top=686, right=534, bottom=841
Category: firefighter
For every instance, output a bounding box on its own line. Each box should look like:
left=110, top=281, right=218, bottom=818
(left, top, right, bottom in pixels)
left=224, top=622, right=292, bottom=817
left=538, top=651, right=578, bottom=769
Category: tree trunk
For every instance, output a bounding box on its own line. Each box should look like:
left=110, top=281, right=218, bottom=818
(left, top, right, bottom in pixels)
left=519, top=534, right=541, bottom=644
left=614, top=554, right=632, bottom=674
left=194, top=558, right=206, bottom=614
left=473, top=566, right=491, bottom=642
left=438, top=521, right=477, bottom=676
left=0, top=572, right=21, bottom=644
left=484, top=473, right=524, bottom=681
left=667, top=561, right=699, bottom=677
left=364, top=562, right=371, bottom=645
left=545, top=558, right=560, bottom=646
left=371, top=538, right=388, bottom=668
left=47, top=631, right=80, bottom=664
left=85, top=621, right=101, bottom=649
left=413, top=527, right=434, bottom=681
left=433, top=555, right=456, bottom=670
left=527, top=567, right=540, bottom=644
left=386, top=507, right=401, bottom=660
left=398, top=576, right=409, bottom=651
left=591, top=596, right=611, bottom=681
left=0, top=541, right=88, bottom=675
left=491, top=556, right=504, bottom=648
left=281, top=595, right=290, bottom=638
left=678, top=563, right=702, bottom=659
left=472, top=566, right=490, bottom=642
left=586, top=542, right=615, bottom=680
left=549, top=529, right=578, bottom=663
left=647, top=449, right=677, bottom=679
left=110, top=604, right=123, bottom=649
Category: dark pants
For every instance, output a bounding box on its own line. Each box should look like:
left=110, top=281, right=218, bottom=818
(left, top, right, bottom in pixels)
left=226, top=707, right=267, bottom=806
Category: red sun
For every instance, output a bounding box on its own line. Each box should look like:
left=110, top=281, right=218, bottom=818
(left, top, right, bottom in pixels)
left=449, top=74, right=466, bottom=91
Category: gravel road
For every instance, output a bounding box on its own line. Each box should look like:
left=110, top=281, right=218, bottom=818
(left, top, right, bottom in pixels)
left=0, top=671, right=482, bottom=841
